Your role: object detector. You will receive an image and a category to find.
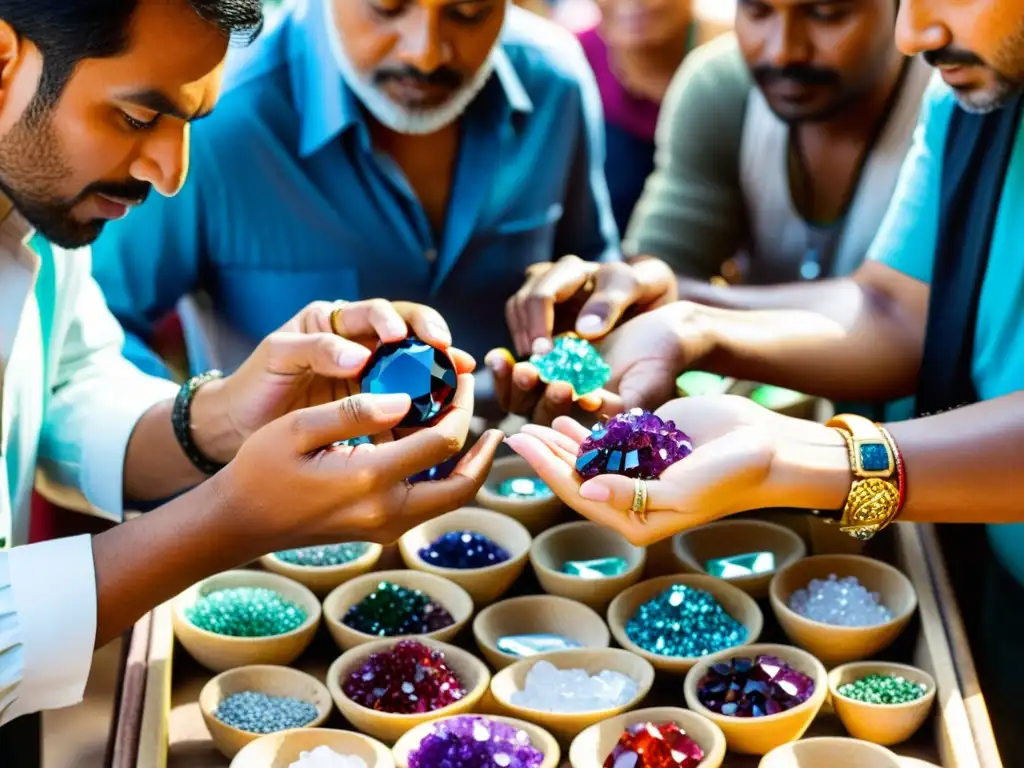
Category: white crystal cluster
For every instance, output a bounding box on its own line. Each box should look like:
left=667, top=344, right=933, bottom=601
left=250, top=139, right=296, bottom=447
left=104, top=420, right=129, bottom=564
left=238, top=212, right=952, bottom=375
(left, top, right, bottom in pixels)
left=788, top=573, right=894, bottom=627
left=509, top=660, right=637, bottom=713
left=288, top=746, right=367, bottom=768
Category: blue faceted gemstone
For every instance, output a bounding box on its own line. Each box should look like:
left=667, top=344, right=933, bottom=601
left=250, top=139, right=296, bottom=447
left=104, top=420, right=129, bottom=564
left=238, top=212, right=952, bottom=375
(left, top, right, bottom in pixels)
left=859, top=441, right=891, bottom=473
left=408, top=455, right=460, bottom=484
left=360, top=336, right=457, bottom=428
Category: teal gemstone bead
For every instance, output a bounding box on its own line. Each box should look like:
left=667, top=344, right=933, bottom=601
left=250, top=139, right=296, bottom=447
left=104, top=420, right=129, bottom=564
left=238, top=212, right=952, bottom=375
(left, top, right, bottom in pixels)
left=837, top=673, right=928, bottom=705
left=273, top=542, right=370, bottom=567
left=529, top=334, right=611, bottom=396
left=495, top=477, right=553, bottom=500
left=705, top=552, right=776, bottom=579
left=496, top=634, right=582, bottom=657
left=859, top=441, right=892, bottom=472
left=561, top=557, right=629, bottom=579
left=185, top=587, right=307, bottom=637
left=625, top=584, right=747, bottom=658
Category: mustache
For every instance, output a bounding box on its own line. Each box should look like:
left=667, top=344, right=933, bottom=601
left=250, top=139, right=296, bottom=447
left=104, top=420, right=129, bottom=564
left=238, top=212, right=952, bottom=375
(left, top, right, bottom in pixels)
left=77, top=179, right=152, bottom=205
left=923, top=47, right=986, bottom=68
left=751, top=64, right=842, bottom=88
left=373, top=65, right=463, bottom=90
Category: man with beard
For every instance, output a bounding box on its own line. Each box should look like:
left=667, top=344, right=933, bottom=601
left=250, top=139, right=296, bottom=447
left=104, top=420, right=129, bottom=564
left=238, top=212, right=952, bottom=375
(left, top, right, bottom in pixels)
left=90, top=0, right=622, bottom=405
left=0, top=0, right=501, bottom=757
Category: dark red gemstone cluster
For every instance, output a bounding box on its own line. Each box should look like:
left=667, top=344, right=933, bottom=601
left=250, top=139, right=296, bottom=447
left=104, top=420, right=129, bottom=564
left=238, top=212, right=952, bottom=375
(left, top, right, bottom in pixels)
left=341, top=639, right=467, bottom=714
left=360, top=336, right=457, bottom=428
left=603, top=722, right=705, bottom=768
left=576, top=408, right=693, bottom=480
left=696, top=655, right=815, bottom=717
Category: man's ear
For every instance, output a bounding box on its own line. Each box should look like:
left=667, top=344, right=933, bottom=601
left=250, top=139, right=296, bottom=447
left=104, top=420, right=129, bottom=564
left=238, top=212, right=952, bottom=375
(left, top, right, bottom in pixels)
left=0, top=21, right=43, bottom=130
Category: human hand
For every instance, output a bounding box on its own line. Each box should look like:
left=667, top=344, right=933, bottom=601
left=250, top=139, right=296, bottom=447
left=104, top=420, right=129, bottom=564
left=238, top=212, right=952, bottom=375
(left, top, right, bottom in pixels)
left=504, top=396, right=847, bottom=546
left=216, top=373, right=504, bottom=548
left=192, top=299, right=473, bottom=464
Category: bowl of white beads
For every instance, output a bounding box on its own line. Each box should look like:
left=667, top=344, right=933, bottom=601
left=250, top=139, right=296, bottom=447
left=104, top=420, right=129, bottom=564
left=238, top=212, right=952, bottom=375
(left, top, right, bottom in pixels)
left=229, top=728, right=394, bottom=768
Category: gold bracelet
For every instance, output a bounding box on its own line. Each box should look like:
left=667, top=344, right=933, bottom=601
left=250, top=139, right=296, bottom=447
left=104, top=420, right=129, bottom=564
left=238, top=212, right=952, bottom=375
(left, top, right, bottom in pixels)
left=826, top=414, right=901, bottom=540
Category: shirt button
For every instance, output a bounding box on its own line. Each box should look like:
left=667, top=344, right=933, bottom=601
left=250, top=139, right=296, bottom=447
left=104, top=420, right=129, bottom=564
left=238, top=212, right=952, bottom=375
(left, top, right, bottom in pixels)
left=425, top=249, right=437, bottom=263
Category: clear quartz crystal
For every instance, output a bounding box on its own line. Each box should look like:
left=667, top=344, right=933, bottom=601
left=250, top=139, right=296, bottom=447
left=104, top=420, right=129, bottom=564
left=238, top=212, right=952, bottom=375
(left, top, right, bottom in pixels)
left=508, top=660, right=638, bottom=713
left=787, top=573, right=894, bottom=627
left=287, top=747, right=368, bottom=768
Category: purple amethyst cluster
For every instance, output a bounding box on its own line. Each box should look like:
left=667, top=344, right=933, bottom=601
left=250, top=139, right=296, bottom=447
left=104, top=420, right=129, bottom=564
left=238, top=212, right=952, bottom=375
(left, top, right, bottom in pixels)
left=696, top=654, right=815, bottom=717
left=575, top=408, right=693, bottom=480
left=408, top=716, right=545, bottom=768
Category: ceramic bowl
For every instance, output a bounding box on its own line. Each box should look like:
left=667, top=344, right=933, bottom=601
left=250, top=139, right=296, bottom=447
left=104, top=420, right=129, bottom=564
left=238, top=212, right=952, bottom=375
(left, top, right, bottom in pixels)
left=568, top=707, right=727, bottom=768
left=259, top=542, right=383, bottom=597
left=326, top=637, right=490, bottom=744
left=530, top=521, right=646, bottom=611
left=473, top=594, right=610, bottom=670
left=392, top=715, right=561, bottom=768
left=476, top=455, right=564, bottom=534
left=683, top=643, right=828, bottom=756
left=769, top=554, right=917, bottom=666
left=398, top=507, right=532, bottom=606
left=828, top=661, right=937, bottom=745
left=229, top=728, right=394, bottom=768
left=758, top=737, right=902, bottom=768
left=173, top=570, right=321, bottom=672
left=607, top=574, right=763, bottom=674
left=672, top=519, right=807, bottom=598
left=322, top=570, right=474, bottom=652
left=489, top=648, right=656, bottom=746
left=199, top=665, right=332, bottom=759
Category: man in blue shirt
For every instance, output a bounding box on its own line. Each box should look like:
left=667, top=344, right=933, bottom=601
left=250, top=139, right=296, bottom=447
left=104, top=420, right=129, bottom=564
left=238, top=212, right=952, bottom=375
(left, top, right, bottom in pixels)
left=91, top=0, right=618, bottom=382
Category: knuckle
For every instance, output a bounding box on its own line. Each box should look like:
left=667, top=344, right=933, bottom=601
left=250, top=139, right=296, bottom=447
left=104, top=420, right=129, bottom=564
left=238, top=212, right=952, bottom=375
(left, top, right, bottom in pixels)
left=339, top=396, right=369, bottom=424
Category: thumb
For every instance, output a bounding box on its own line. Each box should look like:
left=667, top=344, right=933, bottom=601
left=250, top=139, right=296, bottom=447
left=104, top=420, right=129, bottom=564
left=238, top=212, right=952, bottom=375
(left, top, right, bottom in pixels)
left=575, top=262, right=639, bottom=338
left=284, top=393, right=411, bottom=454
left=262, top=331, right=372, bottom=378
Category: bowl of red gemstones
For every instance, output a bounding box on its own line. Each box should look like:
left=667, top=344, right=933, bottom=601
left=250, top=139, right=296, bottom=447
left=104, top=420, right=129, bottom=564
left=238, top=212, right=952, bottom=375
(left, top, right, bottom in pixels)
left=683, top=643, right=827, bottom=756
left=568, top=706, right=727, bottom=768
left=260, top=542, right=384, bottom=597
left=230, top=726, right=395, bottom=768
left=398, top=507, right=533, bottom=606
left=607, top=574, right=763, bottom=674
left=392, top=714, right=561, bottom=768
left=759, top=736, right=902, bottom=768
left=173, top=570, right=322, bottom=673
left=490, top=648, right=655, bottom=746
left=323, top=570, right=474, bottom=652
left=476, top=455, right=564, bottom=535
left=359, top=335, right=457, bottom=429
left=769, top=554, right=917, bottom=666
left=326, top=638, right=490, bottom=744
left=574, top=408, right=693, bottom=481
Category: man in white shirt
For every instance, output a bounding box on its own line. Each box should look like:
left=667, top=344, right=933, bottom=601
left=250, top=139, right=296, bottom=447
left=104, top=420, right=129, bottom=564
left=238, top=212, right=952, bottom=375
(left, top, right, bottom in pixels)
left=0, top=0, right=502, bottom=748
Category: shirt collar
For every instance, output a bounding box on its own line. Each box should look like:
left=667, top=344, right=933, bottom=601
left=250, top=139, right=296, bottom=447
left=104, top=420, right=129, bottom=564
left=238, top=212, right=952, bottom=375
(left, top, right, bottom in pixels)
left=290, top=0, right=533, bottom=158
left=0, top=195, right=38, bottom=270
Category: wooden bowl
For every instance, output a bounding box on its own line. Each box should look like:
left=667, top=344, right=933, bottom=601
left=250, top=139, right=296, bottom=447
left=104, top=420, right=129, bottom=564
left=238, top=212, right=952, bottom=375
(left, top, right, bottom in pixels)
left=490, top=648, right=656, bottom=745
left=322, top=570, right=474, bottom=652
left=828, top=661, right=937, bottom=746
left=200, top=666, right=331, bottom=759
left=672, top=520, right=807, bottom=598
left=229, top=728, right=394, bottom=768
left=684, top=643, right=828, bottom=755
left=393, top=715, right=561, bottom=768
left=769, top=555, right=917, bottom=666
left=476, top=455, right=564, bottom=534
left=607, top=574, right=763, bottom=674
left=398, top=507, right=532, bottom=606
left=173, top=570, right=321, bottom=672
left=758, top=737, right=902, bottom=768
left=326, top=638, right=490, bottom=744
left=259, top=543, right=383, bottom=597
left=473, top=595, right=610, bottom=670
left=530, top=521, right=646, bottom=611
left=569, top=707, right=727, bottom=768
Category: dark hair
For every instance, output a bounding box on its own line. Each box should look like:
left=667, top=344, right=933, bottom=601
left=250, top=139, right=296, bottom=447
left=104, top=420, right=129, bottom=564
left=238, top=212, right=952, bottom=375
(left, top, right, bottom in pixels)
left=1, top=0, right=263, bottom=110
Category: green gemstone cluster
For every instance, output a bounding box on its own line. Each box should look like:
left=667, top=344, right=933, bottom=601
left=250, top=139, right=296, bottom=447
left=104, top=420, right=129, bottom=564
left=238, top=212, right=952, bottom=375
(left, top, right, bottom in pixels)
left=273, top=542, right=370, bottom=567
left=529, top=334, right=611, bottom=396
left=838, top=674, right=928, bottom=705
left=186, top=586, right=307, bottom=637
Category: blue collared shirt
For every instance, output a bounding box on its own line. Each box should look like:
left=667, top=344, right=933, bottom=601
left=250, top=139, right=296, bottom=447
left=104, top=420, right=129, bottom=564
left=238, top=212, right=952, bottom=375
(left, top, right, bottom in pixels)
left=91, top=0, right=618, bottom=373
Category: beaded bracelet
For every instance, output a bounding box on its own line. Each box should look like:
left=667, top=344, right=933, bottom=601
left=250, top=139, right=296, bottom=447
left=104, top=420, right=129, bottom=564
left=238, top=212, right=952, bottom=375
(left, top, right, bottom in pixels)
left=877, top=424, right=906, bottom=514
left=171, top=370, right=226, bottom=476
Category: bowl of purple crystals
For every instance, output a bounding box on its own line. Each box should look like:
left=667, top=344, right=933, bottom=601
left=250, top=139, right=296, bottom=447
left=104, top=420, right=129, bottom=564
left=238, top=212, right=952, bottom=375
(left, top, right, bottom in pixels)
left=398, top=508, right=532, bottom=606
left=392, top=715, right=561, bottom=768
left=683, top=644, right=827, bottom=756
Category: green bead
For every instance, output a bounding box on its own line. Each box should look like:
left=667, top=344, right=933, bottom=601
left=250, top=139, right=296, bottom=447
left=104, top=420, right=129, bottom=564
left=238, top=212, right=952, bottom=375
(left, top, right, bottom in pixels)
left=837, top=674, right=928, bottom=705
left=529, top=334, right=610, bottom=396
left=705, top=552, right=776, bottom=579
left=185, top=587, right=307, bottom=637
left=495, top=477, right=553, bottom=499
left=676, top=371, right=728, bottom=397
left=561, top=557, right=629, bottom=579
left=751, top=385, right=807, bottom=410
left=273, top=542, right=370, bottom=567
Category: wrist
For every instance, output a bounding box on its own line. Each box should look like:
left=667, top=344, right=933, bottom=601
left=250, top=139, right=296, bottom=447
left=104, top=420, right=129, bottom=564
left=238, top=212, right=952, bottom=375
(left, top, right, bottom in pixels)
left=766, top=425, right=851, bottom=512
left=188, top=376, right=243, bottom=465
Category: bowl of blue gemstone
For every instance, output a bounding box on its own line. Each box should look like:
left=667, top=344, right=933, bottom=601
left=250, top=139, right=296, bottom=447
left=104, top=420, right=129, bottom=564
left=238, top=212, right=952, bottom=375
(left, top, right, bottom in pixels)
left=230, top=727, right=395, bottom=768
left=606, top=574, right=763, bottom=675
left=529, top=521, right=647, bottom=611
left=322, top=570, right=474, bottom=652
left=359, top=335, right=457, bottom=429
left=260, top=542, right=383, bottom=597
left=199, top=665, right=332, bottom=759
left=173, top=570, right=322, bottom=673
left=398, top=507, right=532, bottom=605
left=472, top=594, right=610, bottom=670
left=672, top=519, right=807, bottom=599
left=476, top=455, right=564, bottom=535
left=392, top=714, right=561, bottom=768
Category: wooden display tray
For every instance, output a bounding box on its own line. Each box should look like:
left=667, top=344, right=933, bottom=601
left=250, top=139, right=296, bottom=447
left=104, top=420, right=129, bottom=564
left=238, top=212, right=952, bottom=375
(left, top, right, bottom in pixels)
left=120, top=519, right=1002, bottom=768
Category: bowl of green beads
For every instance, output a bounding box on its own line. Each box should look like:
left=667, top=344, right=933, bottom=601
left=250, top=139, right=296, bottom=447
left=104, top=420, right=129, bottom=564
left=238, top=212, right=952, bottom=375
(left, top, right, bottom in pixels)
left=260, top=542, right=383, bottom=597
left=200, top=665, right=332, bottom=759
left=173, top=570, right=321, bottom=672
left=828, top=661, right=936, bottom=746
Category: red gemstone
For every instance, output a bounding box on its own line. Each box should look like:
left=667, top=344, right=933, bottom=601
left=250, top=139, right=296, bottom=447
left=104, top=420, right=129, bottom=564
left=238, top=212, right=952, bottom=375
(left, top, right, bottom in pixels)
left=603, top=722, right=705, bottom=768
left=341, top=639, right=467, bottom=715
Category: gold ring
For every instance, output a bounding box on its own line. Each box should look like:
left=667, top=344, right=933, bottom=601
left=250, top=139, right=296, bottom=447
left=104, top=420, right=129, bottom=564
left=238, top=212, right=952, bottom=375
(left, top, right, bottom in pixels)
left=630, top=478, right=649, bottom=524
left=329, top=301, right=349, bottom=335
